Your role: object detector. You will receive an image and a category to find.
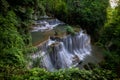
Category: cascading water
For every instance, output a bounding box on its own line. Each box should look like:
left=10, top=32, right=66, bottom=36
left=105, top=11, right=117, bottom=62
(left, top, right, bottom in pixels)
left=31, top=16, right=64, bottom=32
left=28, top=16, right=103, bottom=71
left=30, top=29, right=91, bottom=71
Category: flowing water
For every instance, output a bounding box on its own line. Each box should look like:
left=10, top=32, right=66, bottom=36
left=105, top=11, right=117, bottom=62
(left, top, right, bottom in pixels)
left=31, top=16, right=66, bottom=45
left=29, top=16, right=103, bottom=71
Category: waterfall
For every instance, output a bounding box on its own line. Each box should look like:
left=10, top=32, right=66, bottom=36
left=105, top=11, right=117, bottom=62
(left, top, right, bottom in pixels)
left=30, top=30, right=91, bottom=71
left=31, top=17, right=64, bottom=32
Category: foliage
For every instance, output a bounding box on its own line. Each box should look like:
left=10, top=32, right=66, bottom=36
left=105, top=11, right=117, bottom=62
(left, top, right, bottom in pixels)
left=0, top=11, right=25, bottom=66
left=100, top=50, right=120, bottom=71
left=0, top=0, right=44, bottom=64
left=100, top=3, right=120, bottom=53
left=42, top=0, right=109, bottom=40
left=0, top=0, right=46, bottom=46
left=98, top=1, right=120, bottom=77
left=66, top=26, right=75, bottom=35
left=99, top=1, right=120, bottom=53
left=0, top=0, right=43, bottom=79
left=9, top=68, right=116, bottom=80
left=0, top=65, right=27, bottom=80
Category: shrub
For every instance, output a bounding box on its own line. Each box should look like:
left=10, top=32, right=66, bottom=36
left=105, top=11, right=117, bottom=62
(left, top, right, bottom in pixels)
left=66, top=26, right=75, bottom=35
left=21, top=68, right=117, bottom=80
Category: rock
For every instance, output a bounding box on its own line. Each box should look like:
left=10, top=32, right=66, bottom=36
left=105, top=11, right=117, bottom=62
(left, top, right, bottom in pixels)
left=50, top=36, right=62, bottom=41
left=72, top=55, right=83, bottom=66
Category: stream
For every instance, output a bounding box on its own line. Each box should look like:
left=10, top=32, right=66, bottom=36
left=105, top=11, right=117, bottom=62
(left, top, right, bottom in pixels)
left=29, top=16, right=104, bottom=71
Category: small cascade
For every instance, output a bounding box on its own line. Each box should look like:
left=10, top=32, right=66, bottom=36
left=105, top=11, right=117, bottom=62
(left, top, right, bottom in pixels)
left=31, top=16, right=64, bottom=32
left=30, top=30, right=91, bottom=71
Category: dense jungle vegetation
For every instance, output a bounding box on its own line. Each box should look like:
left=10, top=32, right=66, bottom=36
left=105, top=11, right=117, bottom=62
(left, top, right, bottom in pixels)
left=0, top=0, right=120, bottom=79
